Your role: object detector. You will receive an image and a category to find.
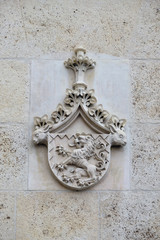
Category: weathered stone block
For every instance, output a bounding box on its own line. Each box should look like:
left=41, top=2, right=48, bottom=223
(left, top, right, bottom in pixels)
left=0, top=192, right=15, bottom=240
left=100, top=191, right=160, bottom=240
left=1, top=0, right=159, bottom=59
left=16, top=192, right=99, bottom=240
left=16, top=0, right=141, bottom=57
left=0, top=125, right=28, bottom=189
left=131, top=61, right=160, bottom=121
left=131, top=123, right=160, bottom=190
left=0, top=0, right=29, bottom=58
left=130, top=0, right=160, bottom=58
left=0, top=60, right=29, bottom=123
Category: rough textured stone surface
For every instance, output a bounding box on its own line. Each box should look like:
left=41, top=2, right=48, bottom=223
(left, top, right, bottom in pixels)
left=16, top=192, right=99, bottom=240
left=0, top=192, right=15, bottom=240
left=0, top=125, right=28, bottom=190
left=131, top=123, right=160, bottom=190
left=100, top=191, right=160, bottom=240
left=0, top=0, right=29, bottom=58
left=130, top=0, right=160, bottom=58
left=131, top=60, right=160, bottom=121
left=0, top=0, right=160, bottom=238
left=0, top=60, right=29, bottom=123
left=0, top=0, right=142, bottom=57
left=1, top=0, right=159, bottom=59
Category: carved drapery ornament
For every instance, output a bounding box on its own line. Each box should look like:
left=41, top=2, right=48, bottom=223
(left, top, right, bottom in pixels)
left=33, top=46, right=127, bottom=190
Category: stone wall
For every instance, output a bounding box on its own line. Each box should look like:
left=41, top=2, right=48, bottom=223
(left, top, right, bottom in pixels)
left=0, top=0, right=160, bottom=239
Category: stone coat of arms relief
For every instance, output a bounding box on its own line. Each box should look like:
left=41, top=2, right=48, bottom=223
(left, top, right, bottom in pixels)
left=32, top=47, right=127, bottom=190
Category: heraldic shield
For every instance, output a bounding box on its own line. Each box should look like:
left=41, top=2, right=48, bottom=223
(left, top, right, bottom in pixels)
left=33, top=47, right=127, bottom=190
left=48, top=133, right=111, bottom=190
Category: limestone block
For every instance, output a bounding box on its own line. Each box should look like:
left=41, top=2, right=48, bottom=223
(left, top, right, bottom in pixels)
left=1, top=0, right=158, bottom=58
left=130, top=0, right=160, bottom=58
left=0, top=125, right=28, bottom=190
left=17, top=0, right=141, bottom=57
left=131, top=123, right=160, bottom=190
left=100, top=191, right=160, bottom=240
left=0, top=192, right=15, bottom=240
left=16, top=192, right=99, bottom=240
left=131, top=61, right=160, bottom=121
left=0, top=60, right=29, bottom=123
left=29, top=57, right=130, bottom=190
left=0, top=0, right=29, bottom=58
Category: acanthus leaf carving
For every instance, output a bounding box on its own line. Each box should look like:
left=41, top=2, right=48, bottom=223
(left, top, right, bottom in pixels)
left=34, top=114, right=49, bottom=129
left=88, top=104, right=109, bottom=124
left=64, top=54, right=96, bottom=73
left=64, top=88, right=97, bottom=107
left=51, top=104, right=72, bottom=124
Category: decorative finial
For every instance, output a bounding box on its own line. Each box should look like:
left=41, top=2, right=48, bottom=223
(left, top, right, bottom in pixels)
left=74, top=46, right=86, bottom=57
left=64, top=46, right=96, bottom=90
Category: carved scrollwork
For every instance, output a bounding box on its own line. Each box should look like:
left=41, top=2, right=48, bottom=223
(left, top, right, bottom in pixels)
left=106, top=115, right=126, bottom=131
left=33, top=47, right=127, bottom=143
left=64, top=88, right=97, bottom=107
left=51, top=104, right=72, bottom=124
left=64, top=55, right=96, bottom=73
left=34, top=114, right=53, bottom=130
left=88, top=105, right=109, bottom=124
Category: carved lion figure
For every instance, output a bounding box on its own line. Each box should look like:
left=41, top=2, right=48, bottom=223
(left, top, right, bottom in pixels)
left=56, top=134, right=100, bottom=180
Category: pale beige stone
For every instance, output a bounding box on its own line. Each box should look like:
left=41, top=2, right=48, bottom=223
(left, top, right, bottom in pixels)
left=29, top=57, right=130, bottom=190
left=29, top=143, right=67, bottom=190
left=130, top=0, right=160, bottom=58
left=131, top=123, right=160, bottom=190
left=0, top=0, right=29, bottom=58
left=0, top=60, right=29, bottom=123
left=1, top=0, right=158, bottom=59
left=131, top=61, right=160, bottom=121
left=0, top=125, right=28, bottom=189
left=100, top=191, right=160, bottom=240
left=16, top=192, right=99, bottom=240
left=0, top=192, right=15, bottom=240
left=16, top=0, right=141, bottom=57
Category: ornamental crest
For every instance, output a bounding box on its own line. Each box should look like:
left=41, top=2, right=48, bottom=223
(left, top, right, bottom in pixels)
left=33, top=47, right=127, bottom=190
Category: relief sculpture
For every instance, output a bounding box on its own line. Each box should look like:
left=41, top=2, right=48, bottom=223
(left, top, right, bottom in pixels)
left=33, top=46, right=127, bottom=190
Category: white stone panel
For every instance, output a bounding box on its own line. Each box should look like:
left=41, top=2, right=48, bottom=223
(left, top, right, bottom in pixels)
left=29, top=53, right=130, bottom=190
